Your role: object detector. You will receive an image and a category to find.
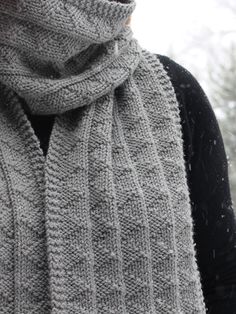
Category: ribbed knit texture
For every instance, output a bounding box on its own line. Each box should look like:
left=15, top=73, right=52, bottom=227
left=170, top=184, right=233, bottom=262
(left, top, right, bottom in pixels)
left=0, top=0, right=207, bottom=313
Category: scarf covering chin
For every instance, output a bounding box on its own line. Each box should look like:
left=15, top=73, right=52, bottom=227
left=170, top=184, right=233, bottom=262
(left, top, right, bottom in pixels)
left=0, top=0, right=140, bottom=115
left=0, top=0, right=207, bottom=313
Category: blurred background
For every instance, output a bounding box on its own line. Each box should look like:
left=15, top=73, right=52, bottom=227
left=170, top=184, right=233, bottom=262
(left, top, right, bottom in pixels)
left=132, top=0, right=236, bottom=209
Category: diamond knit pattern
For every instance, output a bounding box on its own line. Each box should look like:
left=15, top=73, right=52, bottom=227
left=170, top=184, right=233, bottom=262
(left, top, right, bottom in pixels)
left=0, top=0, right=140, bottom=115
left=0, top=0, right=207, bottom=313
left=0, top=53, right=208, bottom=314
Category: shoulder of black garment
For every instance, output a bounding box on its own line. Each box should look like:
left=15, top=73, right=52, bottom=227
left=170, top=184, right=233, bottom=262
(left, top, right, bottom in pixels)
left=156, top=53, right=236, bottom=314
left=26, top=53, right=236, bottom=313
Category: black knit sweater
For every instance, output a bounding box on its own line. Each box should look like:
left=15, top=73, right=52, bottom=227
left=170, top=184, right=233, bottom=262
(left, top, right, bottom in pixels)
left=25, top=54, right=236, bottom=314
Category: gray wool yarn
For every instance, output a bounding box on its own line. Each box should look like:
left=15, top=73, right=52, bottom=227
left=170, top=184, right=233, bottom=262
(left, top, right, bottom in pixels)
left=0, top=0, right=207, bottom=313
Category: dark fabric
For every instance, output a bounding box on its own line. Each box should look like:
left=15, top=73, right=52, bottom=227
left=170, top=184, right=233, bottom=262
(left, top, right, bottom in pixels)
left=157, top=55, right=236, bottom=314
left=25, top=54, right=236, bottom=313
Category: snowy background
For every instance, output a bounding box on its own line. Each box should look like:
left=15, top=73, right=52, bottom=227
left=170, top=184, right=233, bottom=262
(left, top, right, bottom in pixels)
left=131, top=0, right=236, bottom=208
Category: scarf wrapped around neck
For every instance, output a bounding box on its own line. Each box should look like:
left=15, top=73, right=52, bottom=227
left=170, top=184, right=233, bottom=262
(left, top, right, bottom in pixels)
left=0, top=0, right=207, bottom=313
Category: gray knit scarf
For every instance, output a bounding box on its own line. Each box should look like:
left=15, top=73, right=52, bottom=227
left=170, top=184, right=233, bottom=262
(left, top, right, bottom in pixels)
left=0, top=0, right=207, bottom=313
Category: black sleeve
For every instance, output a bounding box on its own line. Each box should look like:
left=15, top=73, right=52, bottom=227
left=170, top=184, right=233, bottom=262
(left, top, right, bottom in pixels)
left=156, top=54, right=236, bottom=314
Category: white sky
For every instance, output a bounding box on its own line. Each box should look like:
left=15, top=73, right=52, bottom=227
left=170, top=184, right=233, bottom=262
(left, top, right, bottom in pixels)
left=131, top=0, right=236, bottom=95
left=131, top=0, right=235, bottom=55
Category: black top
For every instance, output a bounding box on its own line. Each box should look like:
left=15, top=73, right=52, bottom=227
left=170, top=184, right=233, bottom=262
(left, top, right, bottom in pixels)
left=25, top=54, right=236, bottom=313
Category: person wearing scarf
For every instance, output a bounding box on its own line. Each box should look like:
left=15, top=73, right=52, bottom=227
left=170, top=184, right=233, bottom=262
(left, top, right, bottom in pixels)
left=0, top=0, right=236, bottom=313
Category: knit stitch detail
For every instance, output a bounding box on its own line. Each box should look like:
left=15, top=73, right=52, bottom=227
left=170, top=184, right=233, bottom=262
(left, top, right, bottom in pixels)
left=140, top=50, right=207, bottom=313
left=0, top=0, right=140, bottom=115
left=0, top=87, right=51, bottom=313
left=0, top=1, right=207, bottom=313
